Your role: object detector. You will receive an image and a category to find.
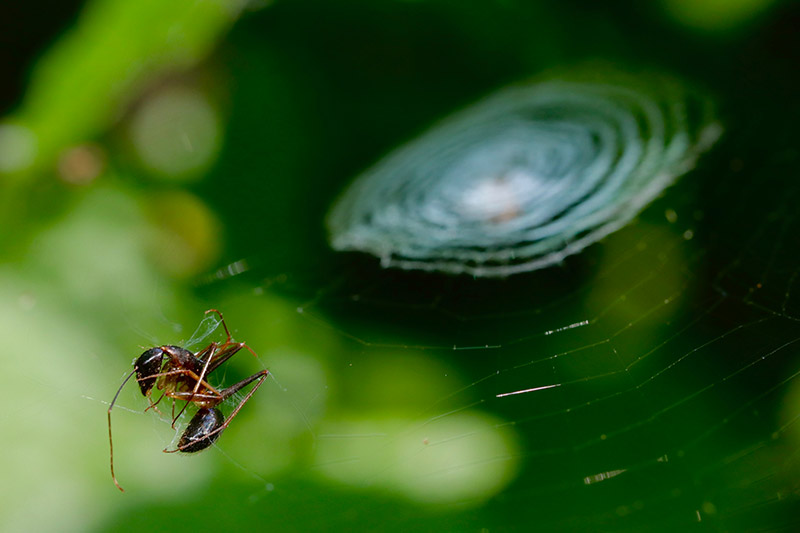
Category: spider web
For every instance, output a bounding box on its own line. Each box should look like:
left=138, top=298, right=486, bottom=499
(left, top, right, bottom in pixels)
left=142, top=4, right=800, bottom=529
left=207, top=121, right=800, bottom=530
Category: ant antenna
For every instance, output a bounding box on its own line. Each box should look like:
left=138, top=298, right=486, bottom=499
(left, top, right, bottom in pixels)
left=108, top=369, right=137, bottom=492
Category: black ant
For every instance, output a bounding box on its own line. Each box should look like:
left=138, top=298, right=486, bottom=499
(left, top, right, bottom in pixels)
left=107, top=309, right=269, bottom=492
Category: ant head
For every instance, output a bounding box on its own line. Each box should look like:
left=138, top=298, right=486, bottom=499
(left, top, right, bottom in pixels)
left=135, top=347, right=165, bottom=396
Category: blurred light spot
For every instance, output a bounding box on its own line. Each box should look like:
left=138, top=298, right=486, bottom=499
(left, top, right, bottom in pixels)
left=662, top=0, right=777, bottom=31
left=0, top=124, right=37, bottom=173
left=665, top=208, right=678, bottom=223
left=58, top=144, right=106, bottom=185
left=585, top=223, right=689, bottom=360
left=27, top=186, right=161, bottom=310
left=128, top=87, right=221, bottom=181
left=17, top=292, right=36, bottom=311
left=348, top=351, right=461, bottom=409
left=143, top=190, right=221, bottom=278
left=315, top=411, right=520, bottom=505
left=312, top=347, right=519, bottom=505
left=778, top=379, right=800, bottom=462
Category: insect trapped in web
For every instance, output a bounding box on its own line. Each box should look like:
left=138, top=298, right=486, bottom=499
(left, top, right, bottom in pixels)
left=107, top=309, right=269, bottom=492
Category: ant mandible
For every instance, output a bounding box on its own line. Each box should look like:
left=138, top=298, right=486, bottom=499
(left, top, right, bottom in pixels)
left=107, top=309, right=269, bottom=492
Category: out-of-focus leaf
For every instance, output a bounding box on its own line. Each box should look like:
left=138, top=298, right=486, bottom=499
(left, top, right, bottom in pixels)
left=2, top=0, right=245, bottom=182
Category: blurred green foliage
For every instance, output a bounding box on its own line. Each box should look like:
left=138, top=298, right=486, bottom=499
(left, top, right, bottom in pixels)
left=7, top=0, right=237, bottom=178
left=1, top=0, right=798, bottom=532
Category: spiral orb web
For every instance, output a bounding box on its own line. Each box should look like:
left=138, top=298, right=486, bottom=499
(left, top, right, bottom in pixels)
left=327, top=70, right=722, bottom=277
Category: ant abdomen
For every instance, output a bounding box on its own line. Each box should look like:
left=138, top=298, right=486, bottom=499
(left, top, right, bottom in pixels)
left=178, top=408, right=225, bottom=453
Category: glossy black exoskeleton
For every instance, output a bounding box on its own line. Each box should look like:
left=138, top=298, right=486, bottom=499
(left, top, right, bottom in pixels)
left=179, top=408, right=225, bottom=453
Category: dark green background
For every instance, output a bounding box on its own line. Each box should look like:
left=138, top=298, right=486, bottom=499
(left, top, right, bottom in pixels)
left=2, top=0, right=799, bottom=531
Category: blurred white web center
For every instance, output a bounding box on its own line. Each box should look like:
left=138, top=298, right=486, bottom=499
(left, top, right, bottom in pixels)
left=457, top=169, right=540, bottom=223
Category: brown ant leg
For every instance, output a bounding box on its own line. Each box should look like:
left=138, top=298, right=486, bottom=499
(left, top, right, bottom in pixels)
left=205, top=341, right=251, bottom=373
left=142, top=369, right=223, bottom=397
left=167, top=391, right=223, bottom=403
left=172, top=314, right=256, bottom=426
left=144, top=391, right=166, bottom=415
left=142, top=366, right=226, bottom=428
left=205, top=308, right=259, bottom=359
left=192, top=341, right=219, bottom=363
left=217, top=369, right=269, bottom=402
left=164, top=369, right=270, bottom=453
left=169, top=340, right=259, bottom=424
left=205, top=309, right=231, bottom=342
left=168, top=338, right=255, bottom=424
left=171, top=343, right=220, bottom=426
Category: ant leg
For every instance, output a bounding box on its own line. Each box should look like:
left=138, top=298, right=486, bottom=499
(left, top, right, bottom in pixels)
left=144, top=391, right=166, bottom=415
left=140, top=367, right=225, bottom=427
left=164, top=369, right=269, bottom=453
left=142, top=369, right=223, bottom=397
left=170, top=348, right=220, bottom=426
left=217, top=369, right=269, bottom=402
left=168, top=340, right=257, bottom=424
left=169, top=334, right=261, bottom=425
left=168, top=391, right=222, bottom=402
left=193, top=342, right=218, bottom=363
left=205, top=341, right=252, bottom=374
left=241, top=342, right=260, bottom=359
left=170, top=340, right=223, bottom=425
left=142, top=367, right=226, bottom=427
left=205, top=309, right=231, bottom=342
left=204, top=309, right=259, bottom=360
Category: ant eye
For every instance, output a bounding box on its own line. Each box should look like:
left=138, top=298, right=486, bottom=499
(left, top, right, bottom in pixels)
left=135, top=347, right=164, bottom=396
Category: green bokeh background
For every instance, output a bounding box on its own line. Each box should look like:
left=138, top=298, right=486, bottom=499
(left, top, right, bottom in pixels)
left=2, top=0, right=800, bottom=531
